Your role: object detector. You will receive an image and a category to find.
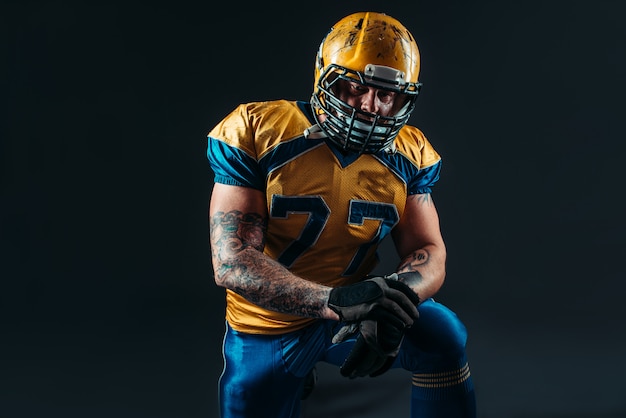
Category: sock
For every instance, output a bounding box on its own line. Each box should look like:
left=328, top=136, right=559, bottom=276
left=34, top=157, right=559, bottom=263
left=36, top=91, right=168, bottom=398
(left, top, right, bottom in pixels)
left=410, top=362, right=476, bottom=418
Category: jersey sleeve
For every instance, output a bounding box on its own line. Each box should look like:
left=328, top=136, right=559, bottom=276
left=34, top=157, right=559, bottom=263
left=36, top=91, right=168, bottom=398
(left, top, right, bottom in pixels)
left=206, top=105, right=265, bottom=190
left=409, top=135, right=441, bottom=194
left=409, top=158, right=441, bottom=195
left=391, top=127, right=443, bottom=195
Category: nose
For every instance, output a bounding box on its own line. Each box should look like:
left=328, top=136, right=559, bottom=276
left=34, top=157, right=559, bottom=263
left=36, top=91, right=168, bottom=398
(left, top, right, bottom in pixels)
left=360, top=89, right=378, bottom=114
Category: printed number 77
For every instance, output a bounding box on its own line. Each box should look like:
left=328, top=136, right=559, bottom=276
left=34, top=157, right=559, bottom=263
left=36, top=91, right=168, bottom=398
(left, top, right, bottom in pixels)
left=270, top=195, right=399, bottom=275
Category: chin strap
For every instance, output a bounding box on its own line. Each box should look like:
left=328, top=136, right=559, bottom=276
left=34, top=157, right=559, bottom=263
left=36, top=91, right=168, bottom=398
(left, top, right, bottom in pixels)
left=303, top=123, right=328, bottom=139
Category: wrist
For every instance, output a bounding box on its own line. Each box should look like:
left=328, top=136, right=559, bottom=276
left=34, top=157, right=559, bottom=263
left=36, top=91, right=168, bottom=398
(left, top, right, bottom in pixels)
left=323, top=305, right=341, bottom=321
left=324, top=287, right=341, bottom=320
left=396, top=272, right=422, bottom=304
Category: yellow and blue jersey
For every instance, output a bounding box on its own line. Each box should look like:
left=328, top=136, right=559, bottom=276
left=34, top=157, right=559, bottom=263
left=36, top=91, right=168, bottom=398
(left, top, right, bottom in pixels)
left=207, top=100, right=441, bottom=334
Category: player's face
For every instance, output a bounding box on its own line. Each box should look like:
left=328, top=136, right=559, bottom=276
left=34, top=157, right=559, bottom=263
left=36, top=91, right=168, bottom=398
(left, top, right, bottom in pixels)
left=334, top=78, right=408, bottom=117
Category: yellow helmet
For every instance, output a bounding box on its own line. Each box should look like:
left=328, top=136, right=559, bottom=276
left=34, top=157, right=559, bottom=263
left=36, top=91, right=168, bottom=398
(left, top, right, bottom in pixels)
left=310, top=12, right=422, bottom=153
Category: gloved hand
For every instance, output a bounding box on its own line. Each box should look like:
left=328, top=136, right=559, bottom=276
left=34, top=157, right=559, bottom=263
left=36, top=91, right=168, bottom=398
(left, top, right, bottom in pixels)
left=333, top=311, right=408, bottom=379
left=327, top=274, right=420, bottom=327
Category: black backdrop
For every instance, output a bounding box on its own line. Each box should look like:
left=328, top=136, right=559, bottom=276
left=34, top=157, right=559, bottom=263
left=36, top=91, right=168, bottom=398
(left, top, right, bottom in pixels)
left=3, top=1, right=626, bottom=417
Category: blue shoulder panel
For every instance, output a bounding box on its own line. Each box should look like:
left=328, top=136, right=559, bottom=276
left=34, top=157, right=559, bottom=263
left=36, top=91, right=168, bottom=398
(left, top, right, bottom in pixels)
left=258, top=137, right=324, bottom=176
left=207, top=137, right=265, bottom=190
left=207, top=134, right=325, bottom=190
left=376, top=152, right=442, bottom=195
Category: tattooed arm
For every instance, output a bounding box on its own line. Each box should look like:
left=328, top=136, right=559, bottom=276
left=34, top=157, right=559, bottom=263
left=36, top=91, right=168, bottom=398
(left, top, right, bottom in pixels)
left=209, top=183, right=340, bottom=320
left=391, top=193, right=447, bottom=302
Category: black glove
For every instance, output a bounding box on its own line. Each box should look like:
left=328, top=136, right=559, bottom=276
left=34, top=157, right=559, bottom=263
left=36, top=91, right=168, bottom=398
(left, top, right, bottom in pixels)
left=335, top=311, right=407, bottom=379
left=327, top=274, right=419, bottom=327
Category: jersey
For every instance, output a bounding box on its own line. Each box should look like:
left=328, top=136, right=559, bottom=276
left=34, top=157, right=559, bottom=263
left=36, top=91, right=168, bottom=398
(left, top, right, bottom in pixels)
left=207, top=100, right=442, bottom=334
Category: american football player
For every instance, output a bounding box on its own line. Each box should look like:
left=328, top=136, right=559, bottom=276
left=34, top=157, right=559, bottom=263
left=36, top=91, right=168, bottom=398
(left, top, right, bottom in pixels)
left=207, top=11, right=477, bottom=417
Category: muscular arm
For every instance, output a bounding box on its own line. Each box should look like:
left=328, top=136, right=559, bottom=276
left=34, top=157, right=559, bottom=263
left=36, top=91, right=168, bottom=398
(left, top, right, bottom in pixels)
left=391, top=193, right=447, bottom=301
left=209, top=183, right=340, bottom=320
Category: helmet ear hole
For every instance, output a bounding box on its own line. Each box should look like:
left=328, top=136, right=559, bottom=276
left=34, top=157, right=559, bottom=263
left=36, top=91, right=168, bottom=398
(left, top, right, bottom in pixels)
left=311, top=12, right=421, bottom=154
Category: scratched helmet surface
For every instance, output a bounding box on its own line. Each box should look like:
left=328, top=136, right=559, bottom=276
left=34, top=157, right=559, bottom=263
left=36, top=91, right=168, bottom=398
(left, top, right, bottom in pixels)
left=311, top=11, right=422, bottom=154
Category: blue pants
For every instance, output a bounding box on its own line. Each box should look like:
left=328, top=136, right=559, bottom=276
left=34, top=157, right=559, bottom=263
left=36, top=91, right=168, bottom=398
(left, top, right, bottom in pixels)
left=219, top=299, right=476, bottom=418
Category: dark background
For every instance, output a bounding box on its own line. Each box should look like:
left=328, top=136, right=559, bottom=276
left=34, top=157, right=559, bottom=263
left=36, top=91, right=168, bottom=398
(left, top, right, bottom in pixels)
left=2, top=1, right=625, bottom=417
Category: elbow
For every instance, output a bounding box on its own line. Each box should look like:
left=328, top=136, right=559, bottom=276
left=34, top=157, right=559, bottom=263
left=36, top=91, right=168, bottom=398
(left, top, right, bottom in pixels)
left=433, top=254, right=447, bottom=291
left=435, top=269, right=446, bottom=293
left=211, top=262, right=228, bottom=288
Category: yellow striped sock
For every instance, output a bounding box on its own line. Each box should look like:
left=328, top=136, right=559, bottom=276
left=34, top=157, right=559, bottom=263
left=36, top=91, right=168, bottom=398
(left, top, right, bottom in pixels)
left=412, top=362, right=471, bottom=389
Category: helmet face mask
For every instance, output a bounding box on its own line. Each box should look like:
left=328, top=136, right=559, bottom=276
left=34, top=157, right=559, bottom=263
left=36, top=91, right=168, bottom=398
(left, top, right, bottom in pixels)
left=311, top=12, right=422, bottom=154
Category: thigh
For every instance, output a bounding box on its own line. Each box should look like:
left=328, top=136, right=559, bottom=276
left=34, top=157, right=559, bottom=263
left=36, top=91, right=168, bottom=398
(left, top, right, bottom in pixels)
left=220, top=321, right=328, bottom=418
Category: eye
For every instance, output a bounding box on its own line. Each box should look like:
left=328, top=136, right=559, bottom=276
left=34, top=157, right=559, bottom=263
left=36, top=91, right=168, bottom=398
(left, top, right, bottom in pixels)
left=377, top=90, right=396, bottom=104
left=349, top=82, right=367, bottom=94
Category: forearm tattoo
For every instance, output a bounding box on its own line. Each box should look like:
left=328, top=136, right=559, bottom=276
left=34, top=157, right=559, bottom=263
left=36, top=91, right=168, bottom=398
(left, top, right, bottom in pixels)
left=210, top=210, right=329, bottom=318
left=396, top=249, right=428, bottom=290
left=398, top=248, right=429, bottom=273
